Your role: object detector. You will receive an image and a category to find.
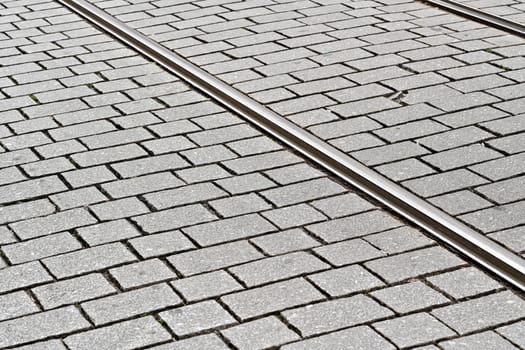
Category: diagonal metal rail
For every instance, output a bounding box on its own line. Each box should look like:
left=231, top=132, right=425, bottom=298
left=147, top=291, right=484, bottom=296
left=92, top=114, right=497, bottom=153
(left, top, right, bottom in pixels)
left=58, top=0, right=525, bottom=291
left=422, top=0, right=525, bottom=37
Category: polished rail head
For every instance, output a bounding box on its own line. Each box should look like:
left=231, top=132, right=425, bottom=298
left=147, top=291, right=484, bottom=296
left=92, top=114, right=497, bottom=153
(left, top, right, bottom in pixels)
left=58, top=0, right=525, bottom=291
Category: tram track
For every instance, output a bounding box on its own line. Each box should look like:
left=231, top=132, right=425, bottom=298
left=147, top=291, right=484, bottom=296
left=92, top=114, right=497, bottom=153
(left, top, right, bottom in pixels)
left=57, top=0, right=525, bottom=292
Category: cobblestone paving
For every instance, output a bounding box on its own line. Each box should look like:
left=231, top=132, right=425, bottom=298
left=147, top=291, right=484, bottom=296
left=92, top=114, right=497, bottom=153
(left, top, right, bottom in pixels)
left=456, top=0, right=525, bottom=24
left=86, top=0, right=525, bottom=261
left=0, top=0, right=524, bottom=349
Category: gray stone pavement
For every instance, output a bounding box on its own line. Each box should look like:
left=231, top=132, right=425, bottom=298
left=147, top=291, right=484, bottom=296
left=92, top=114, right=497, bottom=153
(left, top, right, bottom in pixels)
left=0, top=0, right=524, bottom=349
left=86, top=0, right=525, bottom=260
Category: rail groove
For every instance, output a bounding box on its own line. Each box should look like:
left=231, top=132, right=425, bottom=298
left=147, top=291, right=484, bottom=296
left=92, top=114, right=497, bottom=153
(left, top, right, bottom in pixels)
left=422, top=0, right=525, bottom=37
left=58, top=0, right=525, bottom=291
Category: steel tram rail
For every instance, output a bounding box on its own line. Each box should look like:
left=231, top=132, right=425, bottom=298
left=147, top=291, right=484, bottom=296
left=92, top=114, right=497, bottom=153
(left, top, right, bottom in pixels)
left=422, top=0, right=525, bottom=38
left=58, top=0, right=525, bottom=291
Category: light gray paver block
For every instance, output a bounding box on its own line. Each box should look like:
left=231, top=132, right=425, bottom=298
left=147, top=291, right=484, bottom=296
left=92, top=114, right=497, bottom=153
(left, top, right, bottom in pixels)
left=183, top=213, right=275, bottom=246
left=429, top=190, right=492, bottom=215
left=403, top=169, right=488, bottom=197
left=364, top=226, right=433, bottom=254
left=216, top=173, right=275, bottom=195
left=459, top=201, right=525, bottom=233
left=102, top=172, right=183, bottom=198
left=50, top=187, right=107, bottom=210
left=307, top=210, right=402, bottom=242
left=64, top=316, right=171, bottom=350
left=209, top=193, right=271, bottom=217
left=0, top=291, right=39, bottom=321
left=133, top=204, right=216, bottom=233
left=314, top=239, right=385, bottom=266
left=283, top=295, right=393, bottom=337
left=177, top=164, right=230, bottom=183
left=222, top=278, right=324, bottom=320
left=63, top=165, right=116, bottom=188
left=373, top=313, right=456, bottom=348
left=172, top=270, right=243, bottom=302
left=109, top=259, right=177, bottom=290
left=111, top=153, right=189, bottom=178
left=0, top=175, right=67, bottom=205
left=489, top=227, right=525, bottom=253
left=352, top=140, right=429, bottom=166
left=439, top=331, right=519, bottom=350
left=261, top=178, right=345, bottom=206
left=90, top=197, right=149, bottom=221
left=168, top=241, right=263, bottom=276
left=250, top=229, right=319, bottom=255
left=422, top=144, right=501, bottom=171
left=0, top=261, right=53, bottom=294
left=0, top=306, right=90, bottom=349
left=230, top=251, right=328, bottom=287
left=470, top=152, right=525, bottom=181
left=0, top=198, right=55, bottom=225
left=129, top=230, right=195, bottom=258
left=43, top=242, right=137, bottom=279
left=281, top=326, right=395, bottom=350
left=3, top=232, right=81, bottom=264
left=371, top=281, right=449, bottom=313
left=497, top=321, right=525, bottom=348
left=432, top=291, right=525, bottom=334
left=427, top=267, right=502, bottom=299
left=150, top=334, right=229, bottom=350
left=309, top=265, right=384, bottom=296
left=82, top=283, right=181, bottom=325
left=77, top=219, right=140, bottom=246
left=160, top=300, right=236, bottom=336
left=144, top=182, right=227, bottom=209
left=262, top=204, right=326, bottom=229
left=476, top=175, right=525, bottom=204
left=32, top=273, right=116, bottom=309
left=222, top=150, right=301, bottom=174
left=264, top=163, right=323, bottom=185
left=365, top=247, right=464, bottom=282
left=9, top=208, right=96, bottom=240
left=311, top=193, right=375, bottom=218
left=222, top=316, right=299, bottom=350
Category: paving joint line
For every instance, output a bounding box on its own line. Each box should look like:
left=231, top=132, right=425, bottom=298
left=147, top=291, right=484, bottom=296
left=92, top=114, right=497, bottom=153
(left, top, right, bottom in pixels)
left=56, top=0, right=525, bottom=292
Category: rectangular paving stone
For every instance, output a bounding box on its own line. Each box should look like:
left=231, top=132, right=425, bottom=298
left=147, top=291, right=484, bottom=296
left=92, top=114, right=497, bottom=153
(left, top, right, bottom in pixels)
left=82, top=283, right=181, bottom=325
left=111, top=153, right=189, bottom=178
left=283, top=295, right=393, bottom=336
left=0, top=306, right=90, bottom=349
left=109, top=259, right=177, bottom=290
left=222, top=278, right=324, bottom=320
left=10, top=340, right=67, bottom=350
left=160, top=300, right=236, bottom=336
left=371, top=281, right=449, bottom=313
left=262, top=203, right=326, bottom=229
left=32, top=273, right=116, bottom=309
left=129, top=230, right=195, bottom=258
left=459, top=201, right=525, bottom=233
left=309, top=264, right=384, bottom=297
left=71, top=144, right=147, bottom=167
left=149, top=334, right=229, bottom=350
left=172, top=270, right=243, bottom=302
left=0, top=198, right=55, bottom=225
left=0, top=261, right=53, bottom=294
left=365, top=247, right=465, bottom=283
left=90, top=197, right=149, bottom=220
left=314, top=238, right=385, bottom=266
left=209, top=193, right=271, bottom=217
left=0, top=291, right=39, bottom=322
left=352, top=141, right=429, bottom=166
left=250, top=229, right=320, bottom=255
left=230, top=251, right=328, bottom=287
left=422, top=144, right=502, bottom=171
left=168, top=240, right=263, bottom=276
left=373, top=313, right=456, bottom=348
left=63, top=165, right=117, bottom=188
left=307, top=210, right=403, bottom=242
left=183, top=213, right=275, bottom=246
left=418, top=126, right=493, bottom=152
left=475, top=175, right=525, bottom=204
left=403, top=169, right=489, bottom=197
left=144, top=182, right=227, bottom=209
left=43, top=242, right=137, bottom=279
left=427, top=267, right=502, bottom=300
left=281, top=326, right=395, bottom=350
left=50, top=187, right=107, bottom=210
left=3, top=232, right=81, bottom=264
left=222, top=316, right=299, bottom=350
left=432, top=291, right=525, bottom=334
left=0, top=149, right=39, bottom=168
left=10, top=208, right=97, bottom=240
left=77, top=219, right=141, bottom=246
left=439, top=331, right=518, bottom=350
left=0, top=175, right=67, bottom=205
left=261, top=178, right=345, bottom=206
left=223, top=150, right=301, bottom=174
left=64, top=316, right=171, bottom=350
left=134, top=204, right=216, bottom=233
